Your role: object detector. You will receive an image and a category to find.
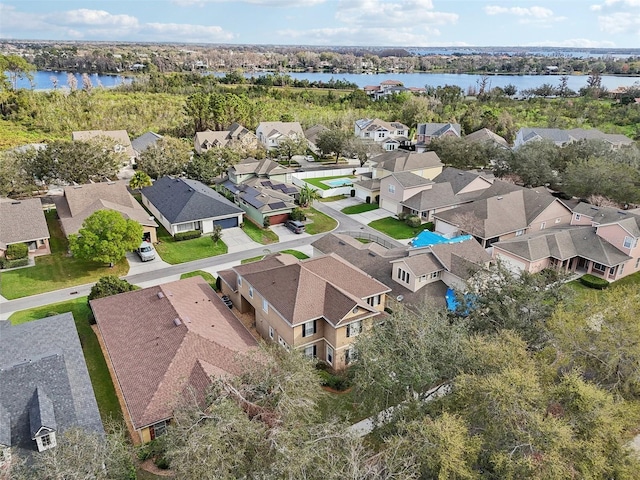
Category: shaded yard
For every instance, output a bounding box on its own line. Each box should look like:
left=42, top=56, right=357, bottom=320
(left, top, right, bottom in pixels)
left=9, top=297, right=123, bottom=424
left=368, top=216, right=430, bottom=240
left=0, top=210, right=128, bottom=299
left=155, top=223, right=227, bottom=264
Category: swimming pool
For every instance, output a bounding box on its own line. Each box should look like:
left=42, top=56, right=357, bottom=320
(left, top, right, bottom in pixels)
left=410, top=230, right=473, bottom=248
left=323, top=177, right=354, bottom=188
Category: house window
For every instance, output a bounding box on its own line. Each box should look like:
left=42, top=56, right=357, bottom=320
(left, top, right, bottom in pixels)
left=152, top=420, right=167, bottom=438
left=262, top=298, right=268, bottom=312
left=636, top=258, right=640, bottom=269
left=237, top=277, right=242, bottom=287
left=388, top=184, right=395, bottom=194
left=304, top=344, right=317, bottom=358
left=623, top=236, right=636, bottom=249
left=377, top=132, right=385, bottom=138
left=515, top=229, right=524, bottom=236
left=352, top=306, right=359, bottom=314
left=430, top=271, right=441, bottom=279
left=575, top=214, right=581, bottom=221
left=41, top=434, right=52, bottom=448
left=326, top=345, right=334, bottom=365
left=366, top=295, right=381, bottom=307
left=346, top=320, right=362, bottom=338
left=592, top=262, right=606, bottom=273
left=540, top=222, right=546, bottom=230
left=176, top=222, right=196, bottom=233
left=249, top=286, right=253, bottom=298
left=302, top=320, right=316, bottom=337
left=345, top=346, right=356, bottom=365
left=269, top=326, right=274, bottom=339
left=278, top=336, right=289, bottom=351
left=397, top=269, right=410, bottom=284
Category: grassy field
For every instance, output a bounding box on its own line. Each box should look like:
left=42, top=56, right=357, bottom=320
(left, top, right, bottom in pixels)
left=368, top=216, right=431, bottom=239
left=9, top=297, right=123, bottom=423
left=154, top=223, right=227, bottom=264
left=0, top=210, right=128, bottom=299
left=305, top=207, right=338, bottom=234
left=341, top=203, right=379, bottom=214
left=304, top=175, right=356, bottom=191
left=243, top=219, right=279, bottom=244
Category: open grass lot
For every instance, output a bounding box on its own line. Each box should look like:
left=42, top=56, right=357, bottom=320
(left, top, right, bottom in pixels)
left=0, top=210, right=128, bottom=300
left=341, top=203, right=380, bottom=215
left=180, top=270, right=217, bottom=288
left=368, top=216, right=431, bottom=240
left=304, top=175, right=356, bottom=191
left=243, top=219, right=279, bottom=244
left=9, top=297, right=123, bottom=423
left=154, top=223, right=227, bottom=264
left=305, top=207, right=338, bottom=234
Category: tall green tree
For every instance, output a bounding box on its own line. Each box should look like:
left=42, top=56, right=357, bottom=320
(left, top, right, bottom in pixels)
left=128, top=170, right=152, bottom=191
left=136, top=137, right=190, bottom=179
left=0, top=54, right=35, bottom=90
left=69, top=209, right=143, bottom=267
left=274, top=134, right=308, bottom=166
left=183, top=91, right=211, bottom=135
left=316, top=128, right=351, bottom=163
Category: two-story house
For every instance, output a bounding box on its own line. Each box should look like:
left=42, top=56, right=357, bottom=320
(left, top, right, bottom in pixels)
left=513, top=127, right=634, bottom=150
left=218, top=253, right=391, bottom=370
left=354, top=118, right=410, bottom=151
left=193, top=123, right=258, bottom=154
left=415, top=123, right=461, bottom=149
left=256, top=122, right=305, bottom=150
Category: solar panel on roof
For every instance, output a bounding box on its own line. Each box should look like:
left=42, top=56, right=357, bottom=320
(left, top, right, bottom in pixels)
left=269, top=202, right=287, bottom=209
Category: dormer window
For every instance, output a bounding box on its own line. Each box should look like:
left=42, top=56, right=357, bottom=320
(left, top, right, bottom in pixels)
left=623, top=236, right=637, bottom=249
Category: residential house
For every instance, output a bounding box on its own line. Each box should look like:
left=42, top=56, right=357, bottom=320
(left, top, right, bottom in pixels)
left=464, top=128, right=509, bottom=148
left=513, top=127, right=634, bottom=150
left=493, top=203, right=640, bottom=281
left=0, top=198, right=50, bottom=257
left=131, top=131, right=163, bottom=157
left=311, top=233, right=491, bottom=307
left=416, top=123, right=461, bottom=148
left=0, top=314, right=103, bottom=461
left=434, top=181, right=573, bottom=249
left=53, top=180, right=158, bottom=243
left=362, top=80, right=426, bottom=100
left=354, top=118, right=410, bottom=151
left=141, top=176, right=244, bottom=234
left=194, top=123, right=258, bottom=155
left=218, top=253, right=390, bottom=370
left=227, top=157, right=294, bottom=186
left=304, top=124, right=329, bottom=154
left=91, top=276, right=258, bottom=443
left=354, top=150, right=444, bottom=203
left=400, top=167, right=494, bottom=222
left=256, top=121, right=305, bottom=150
left=379, top=172, right=434, bottom=215
left=72, top=130, right=136, bottom=164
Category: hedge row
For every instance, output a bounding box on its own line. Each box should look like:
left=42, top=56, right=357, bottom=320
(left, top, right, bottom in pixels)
left=0, top=257, right=29, bottom=269
left=579, top=274, right=610, bottom=290
left=174, top=230, right=201, bottom=241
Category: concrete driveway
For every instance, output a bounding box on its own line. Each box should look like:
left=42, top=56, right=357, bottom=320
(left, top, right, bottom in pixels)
left=323, top=197, right=392, bottom=226
left=271, top=223, right=312, bottom=242
left=126, top=251, right=171, bottom=276
left=222, top=227, right=262, bottom=253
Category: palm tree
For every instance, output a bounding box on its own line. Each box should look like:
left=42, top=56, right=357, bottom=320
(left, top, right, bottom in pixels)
left=129, top=171, right=152, bottom=191
left=298, top=184, right=321, bottom=208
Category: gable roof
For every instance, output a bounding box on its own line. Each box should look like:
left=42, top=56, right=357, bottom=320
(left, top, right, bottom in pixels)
left=54, top=180, right=157, bottom=236
left=357, top=118, right=408, bottom=133
left=518, top=127, right=633, bottom=147
left=223, top=180, right=296, bottom=213
left=131, top=132, right=163, bottom=154
left=573, top=202, right=640, bottom=226
left=141, top=177, right=243, bottom=224
left=232, top=253, right=390, bottom=327
left=0, top=197, right=50, bottom=249
left=429, top=239, right=492, bottom=279
left=388, top=171, right=434, bottom=189
left=71, top=130, right=134, bottom=157
left=194, top=129, right=232, bottom=149
left=374, top=151, right=443, bottom=173
left=257, top=121, right=304, bottom=139
left=433, top=167, right=494, bottom=194
left=230, top=157, right=293, bottom=177
left=464, top=128, right=509, bottom=147
left=91, top=276, right=258, bottom=429
left=304, top=124, right=329, bottom=144
left=0, top=314, right=103, bottom=450
left=417, top=123, right=461, bottom=138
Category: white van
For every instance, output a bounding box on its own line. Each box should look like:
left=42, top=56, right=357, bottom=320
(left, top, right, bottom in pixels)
left=136, top=241, right=156, bottom=262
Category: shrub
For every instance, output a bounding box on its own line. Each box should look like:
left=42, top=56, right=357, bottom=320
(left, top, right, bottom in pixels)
left=263, top=216, right=271, bottom=228
left=6, top=243, right=29, bottom=260
left=174, top=230, right=201, bottom=241
left=397, top=212, right=407, bottom=221
left=215, top=276, right=222, bottom=292
left=579, top=274, right=610, bottom=290
left=424, top=222, right=435, bottom=231
left=154, top=456, right=170, bottom=470
left=405, top=214, right=422, bottom=228
left=0, top=257, right=29, bottom=269
left=88, top=275, right=135, bottom=301
left=290, top=207, right=306, bottom=222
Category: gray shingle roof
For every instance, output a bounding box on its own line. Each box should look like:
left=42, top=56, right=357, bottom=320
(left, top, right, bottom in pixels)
left=416, top=123, right=461, bottom=137
left=391, top=171, right=433, bottom=188
left=131, top=132, right=163, bottom=154
left=30, top=387, right=56, bottom=437
left=0, top=197, right=50, bottom=249
left=464, top=128, right=509, bottom=147
left=0, top=314, right=103, bottom=451
left=573, top=202, right=640, bottom=228
left=141, top=176, right=243, bottom=224
left=374, top=151, right=443, bottom=173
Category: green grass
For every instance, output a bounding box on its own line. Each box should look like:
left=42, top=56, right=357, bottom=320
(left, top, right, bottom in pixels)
left=0, top=211, right=128, bottom=299
left=279, top=249, right=309, bottom=259
left=341, top=203, right=380, bottom=215
left=154, top=223, right=227, bottom=264
left=304, top=207, right=338, bottom=234
left=180, top=270, right=217, bottom=289
left=368, top=217, right=431, bottom=240
left=317, top=388, right=368, bottom=424
left=304, top=175, right=356, bottom=191
left=242, top=255, right=264, bottom=264
left=319, top=195, right=347, bottom=202
left=9, top=298, right=123, bottom=424
left=242, top=219, right=279, bottom=244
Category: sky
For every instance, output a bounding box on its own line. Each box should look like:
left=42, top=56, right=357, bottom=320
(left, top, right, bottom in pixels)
left=0, top=0, right=639, bottom=48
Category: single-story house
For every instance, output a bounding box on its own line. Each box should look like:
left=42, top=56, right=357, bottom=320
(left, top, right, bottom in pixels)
left=53, top=180, right=158, bottom=243
left=141, top=176, right=244, bottom=235
left=222, top=181, right=296, bottom=226
left=0, top=197, right=50, bottom=257
left=0, top=314, right=103, bottom=461
left=90, top=276, right=258, bottom=443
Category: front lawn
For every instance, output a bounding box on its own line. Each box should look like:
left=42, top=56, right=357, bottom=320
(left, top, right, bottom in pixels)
left=154, top=223, right=227, bottom=264
left=304, top=207, right=338, bottom=234
left=304, top=175, right=356, bottom=191
left=9, top=298, right=123, bottom=423
left=279, top=249, right=309, bottom=259
left=0, top=210, right=128, bottom=299
left=368, top=216, right=431, bottom=239
left=243, top=219, right=279, bottom=244
left=341, top=203, right=379, bottom=215
left=180, top=270, right=217, bottom=289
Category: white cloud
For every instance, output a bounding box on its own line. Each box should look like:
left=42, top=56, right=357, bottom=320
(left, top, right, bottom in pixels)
left=484, top=5, right=554, bottom=18
left=335, top=0, right=457, bottom=27
left=597, top=12, right=640, bottom=34
left=51, top=9, right=139, bottom=28
left=143, top=23, right=236, bottom=42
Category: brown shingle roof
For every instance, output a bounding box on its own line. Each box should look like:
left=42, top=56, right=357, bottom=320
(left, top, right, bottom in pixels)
left=71, top=130, right=134, bottom=157
left=54, top=181, right=157, bottom=236
left=91, top=276, right=257, bottom=429
left=0, top=198, right=50, bottom=249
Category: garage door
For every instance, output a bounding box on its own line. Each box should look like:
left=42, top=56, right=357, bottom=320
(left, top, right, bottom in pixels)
left=495, top=253, right=526, bottom=273
left=213, top=217, right=239, bottom=229
left=268, top=213, right=289, bottom=225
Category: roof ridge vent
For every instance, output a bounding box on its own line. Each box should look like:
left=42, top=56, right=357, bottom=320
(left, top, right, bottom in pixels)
left=497, top=196, right=503, bottom=200
left=173, top=318, right=182, bottom=326
left=157, top=291, right=165, bottom=299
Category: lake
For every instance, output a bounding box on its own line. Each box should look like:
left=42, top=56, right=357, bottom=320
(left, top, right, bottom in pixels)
left=16, top=70, right=640, bottom=93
